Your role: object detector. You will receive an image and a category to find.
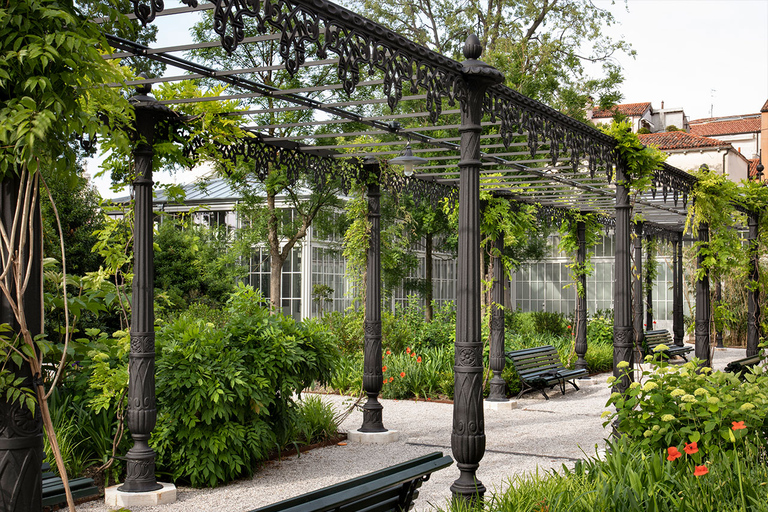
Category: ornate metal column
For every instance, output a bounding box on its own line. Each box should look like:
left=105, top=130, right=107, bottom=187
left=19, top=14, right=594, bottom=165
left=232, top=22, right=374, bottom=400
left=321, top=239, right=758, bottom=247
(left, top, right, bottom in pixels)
left=487, top=233, right=507, bottom=402
left=121, top=84, right=175, bottom=492
left=695, top=223, right=711, bottom=367
left=613, top=163, right=634, bottom=393
left=633, top=222, right=644, bottom=355
left=746, top=211, right=761, bottom=356
left=0, top=175, right=44, bottom=512
left=360, top=159, right=386, bottom=432
left=673, top=231, right=685, bottom=347
left=645, top=235, right=654, bottom=328
left=451, top=35, right=503, bottom=503
left=714, top=281, right=724, bottom=348
left=574, top=220, right=588, bottom=372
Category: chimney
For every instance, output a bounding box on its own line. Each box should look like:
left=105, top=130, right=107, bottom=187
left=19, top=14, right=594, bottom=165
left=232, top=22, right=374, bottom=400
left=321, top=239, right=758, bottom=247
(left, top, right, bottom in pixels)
left=661, top=101, right=664, bottom=109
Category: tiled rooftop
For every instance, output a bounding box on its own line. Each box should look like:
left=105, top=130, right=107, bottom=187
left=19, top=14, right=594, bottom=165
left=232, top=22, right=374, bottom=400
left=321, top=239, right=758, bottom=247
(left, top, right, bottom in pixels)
left=591, top=102, right=652, bottom=119
left=638, top=131, right=729, bottom=150
left=762, top=99, right=768, bottom=112
left=689, top=115, right=760, bottom=137
left=748, top=158, right=762, bottom=179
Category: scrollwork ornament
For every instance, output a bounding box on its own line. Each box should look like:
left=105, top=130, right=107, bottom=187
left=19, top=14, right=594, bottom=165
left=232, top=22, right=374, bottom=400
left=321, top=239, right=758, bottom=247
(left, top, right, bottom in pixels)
left=130, top=0, right=164, bottom=25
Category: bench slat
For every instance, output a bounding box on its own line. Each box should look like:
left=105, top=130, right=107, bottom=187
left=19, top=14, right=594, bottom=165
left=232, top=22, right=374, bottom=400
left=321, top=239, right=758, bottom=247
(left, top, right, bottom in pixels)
left=249, top=452, right=452, bottom=512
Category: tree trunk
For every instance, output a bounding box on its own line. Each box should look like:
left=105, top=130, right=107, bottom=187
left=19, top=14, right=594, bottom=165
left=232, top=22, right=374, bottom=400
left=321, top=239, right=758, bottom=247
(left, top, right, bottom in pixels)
left=425, top=232, right=433, bottom=322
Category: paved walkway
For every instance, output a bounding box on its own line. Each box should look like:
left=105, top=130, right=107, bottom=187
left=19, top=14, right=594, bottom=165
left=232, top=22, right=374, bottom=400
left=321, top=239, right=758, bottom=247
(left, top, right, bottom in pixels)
left=79, top=346, right=745, bottom=512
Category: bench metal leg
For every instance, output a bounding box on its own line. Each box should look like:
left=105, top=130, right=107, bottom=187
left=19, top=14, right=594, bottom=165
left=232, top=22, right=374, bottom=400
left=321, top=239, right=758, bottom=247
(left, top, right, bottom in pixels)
left=567, top=380, right=580, bottom=392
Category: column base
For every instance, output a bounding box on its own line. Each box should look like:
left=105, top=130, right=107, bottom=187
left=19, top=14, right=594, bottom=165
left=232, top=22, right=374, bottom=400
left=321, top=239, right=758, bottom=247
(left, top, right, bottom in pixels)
left=483, top=399, right=517, bottom=410
left=105, top=482, right=176, bottom=506
left=347, top=430, right=401, bottom=444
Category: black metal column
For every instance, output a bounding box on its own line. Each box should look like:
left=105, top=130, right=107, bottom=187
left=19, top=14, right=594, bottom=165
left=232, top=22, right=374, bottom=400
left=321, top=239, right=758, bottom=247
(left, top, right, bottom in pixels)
left=613, top=163, right=634, bottom=393
left=451, top=35, right=503, bottom=503
left=0, top=175, right=44, bottom=512
left=360, top=160, right=386, bottom=432
left=695, top=223, right=711, bottom=367
left=574, top=221, right=588, bottom=372
left=487, top=233, right=507, bottom=402
left=747, top=211, right=760, bottom=357
left=672, top=232, right=684, bottom=347
left=645, top=235, right=653, bottom=329
left=121, top=84, right=172, bottom=493
left=633, top=222, right=644, bottom=356
left=714, top=281, right=724, bottom=348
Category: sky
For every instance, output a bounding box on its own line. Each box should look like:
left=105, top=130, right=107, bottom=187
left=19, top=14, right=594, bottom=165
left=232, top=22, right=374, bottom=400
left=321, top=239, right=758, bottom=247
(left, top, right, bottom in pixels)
left=92, top=0, right=768, bottom=197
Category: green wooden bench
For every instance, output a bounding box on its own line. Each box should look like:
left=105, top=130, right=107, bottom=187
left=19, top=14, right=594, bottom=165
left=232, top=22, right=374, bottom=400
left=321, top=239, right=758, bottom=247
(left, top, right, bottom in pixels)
left=725, top=353, right=762, bottom=378
left=505, top=345, right=588, bottom=400
left=248, top=452, right=452, bottom=512
left=642, top=330, right=693, bottom=361
left=42, top=462, right=100, bottom=508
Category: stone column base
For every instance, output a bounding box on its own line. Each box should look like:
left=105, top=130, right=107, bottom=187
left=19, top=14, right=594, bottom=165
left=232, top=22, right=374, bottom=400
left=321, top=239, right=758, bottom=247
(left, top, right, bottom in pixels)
left=347, top=430, right=401, bottom=444
left=105, top=482, right=176, bottom=507
left=483, top=399, right=517, bottom=411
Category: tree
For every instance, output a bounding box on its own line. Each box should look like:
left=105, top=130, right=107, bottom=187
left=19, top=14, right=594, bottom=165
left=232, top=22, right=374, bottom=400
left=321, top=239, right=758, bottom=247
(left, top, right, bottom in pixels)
left=41, top=165, right=105, bottom=276
left=0, top=0, right=132, bottom=509
left=182, top=14, right=347, bottom=314
left=352, top=0, right=633, bottom=116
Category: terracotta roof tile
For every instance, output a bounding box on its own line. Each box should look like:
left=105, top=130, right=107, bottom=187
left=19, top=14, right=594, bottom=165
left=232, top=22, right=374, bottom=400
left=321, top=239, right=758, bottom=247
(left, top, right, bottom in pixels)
left=762, top=99, right=768, bottom=112
left=748, top=158, right=761, bottom=179
left=591, top=102, right=651, bottom=119
left=689, top=115, right=760, bottom=137
left=638, top=132, right=729, bottom=150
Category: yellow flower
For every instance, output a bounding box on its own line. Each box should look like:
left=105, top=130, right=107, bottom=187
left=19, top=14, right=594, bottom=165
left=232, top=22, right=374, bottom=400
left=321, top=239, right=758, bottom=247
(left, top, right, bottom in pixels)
left=740, top=403, right=756, bottom=411
left=653, top=344, right=669, bottom=352
left=652, top=425, right=660, bottom=432
left=694, top=388, right=708, bottom=396
left=630, top=382, right=641, bottom=389
left=617, top=361, right=630, bottom=369
left=643, top=429, right=653, bottom=438
left=671, top=388, right=685, bottom=398
left=661, top=414, right=676, bottom=422
left=610, top=392, right=622, bottom=400
left=642, top=382, right=658, bottom=392
left=606, top=376, right=617, bottom=385
left=707, top=397, right=720, bottom=405
left=601, top=410, right=612, bottom=419
left=681, top=394, right=696, bottom=403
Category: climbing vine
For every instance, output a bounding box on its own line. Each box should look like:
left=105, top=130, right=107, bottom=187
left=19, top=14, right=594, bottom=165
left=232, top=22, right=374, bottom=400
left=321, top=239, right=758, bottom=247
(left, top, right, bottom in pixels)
left=599, top=120, right=667, bottom=193
left=558, top=213, right=603, bottom=298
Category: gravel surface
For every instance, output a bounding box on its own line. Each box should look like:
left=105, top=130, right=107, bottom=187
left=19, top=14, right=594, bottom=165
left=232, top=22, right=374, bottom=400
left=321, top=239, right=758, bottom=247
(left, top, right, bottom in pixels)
left=78, top=346, right=743, bottom=512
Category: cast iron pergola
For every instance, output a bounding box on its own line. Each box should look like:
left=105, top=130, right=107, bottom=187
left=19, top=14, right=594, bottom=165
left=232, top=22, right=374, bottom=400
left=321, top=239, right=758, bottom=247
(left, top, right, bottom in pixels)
left=2, top=0, right=762, bottom=508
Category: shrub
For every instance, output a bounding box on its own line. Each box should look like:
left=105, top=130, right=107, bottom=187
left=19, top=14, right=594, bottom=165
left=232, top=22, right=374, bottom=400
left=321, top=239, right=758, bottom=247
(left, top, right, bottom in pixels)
left=605, top=355, right=768, bottom=458
left=587, top=312, right=613, bottom=346
left=380, top=346, right=454, bottom=400
left=151, top=285, right=337, bottom=487
left=295, top=395, right=340, bottom=445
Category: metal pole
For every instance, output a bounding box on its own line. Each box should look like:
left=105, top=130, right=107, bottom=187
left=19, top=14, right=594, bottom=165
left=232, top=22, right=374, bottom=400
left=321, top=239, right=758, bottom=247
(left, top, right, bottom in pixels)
left=574, top=220, right=588, bottom=372
left=695, top=223, right=711, bottom=367
left=747, top=210, right=760, bottom=356
left=360, top=159, right=386, bottom=432
left=0, top=174, right=44, bottom=511
left=487, top=232, right=507, bottom=402
left=645, top=235, right=653, bottom=329
left=633, top=222, right=644, bottom=357
left=715, top=281, right=724, bottom=348
left=613, top=163, right=634, bottom=393
left=121, top=84, right=175, bottom=492
left=672, top=232, right=685, bottom=347
left=452, top=34, right=503, bottom=503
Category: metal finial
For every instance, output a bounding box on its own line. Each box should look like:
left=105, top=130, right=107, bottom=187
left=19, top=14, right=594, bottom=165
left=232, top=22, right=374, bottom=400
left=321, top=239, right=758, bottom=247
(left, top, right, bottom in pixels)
left=136, top=73, right=152, bottom=95
left=463, top=34, right=482, bottom=60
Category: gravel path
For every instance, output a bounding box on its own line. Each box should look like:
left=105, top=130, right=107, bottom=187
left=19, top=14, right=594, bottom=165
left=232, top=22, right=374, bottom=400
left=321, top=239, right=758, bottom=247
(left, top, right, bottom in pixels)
left=78, top=346, right=744, bottom=512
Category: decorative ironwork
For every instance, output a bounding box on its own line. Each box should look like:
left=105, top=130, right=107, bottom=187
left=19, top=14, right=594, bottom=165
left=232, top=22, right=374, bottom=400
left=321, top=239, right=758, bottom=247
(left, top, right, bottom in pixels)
left=130, top=0, right=197, bottom=24
left=633, top=222, right=644, bottom=350
left=487, top=234, right=507, bottom=402
left=613, top=163, right=634, bottom=394
left=211, top=0, right=464, bottom=120
left=485, top=86, right=619, bottom=177
left=574, top=221, right=588, bottom=373
left=651, top=163, right=695, bottom=207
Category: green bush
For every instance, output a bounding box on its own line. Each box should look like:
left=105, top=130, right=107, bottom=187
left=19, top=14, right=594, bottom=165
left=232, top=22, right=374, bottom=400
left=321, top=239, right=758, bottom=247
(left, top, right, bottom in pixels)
left=587, top=312, right=613, bottom=346
left=606, top=355, right=768, bottom=458
left=441, top=435, right=768, bottom=512
left=295, top=395, right=340, bottom=445
left=381, top=346, right=454, bottom=400
left=151, top=285, right=337, bottom=487
left=531, top=311, right=569, bottom=337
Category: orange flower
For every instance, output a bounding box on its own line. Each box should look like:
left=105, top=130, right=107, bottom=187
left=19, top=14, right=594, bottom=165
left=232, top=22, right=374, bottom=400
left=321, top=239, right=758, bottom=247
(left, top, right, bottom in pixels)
left=666, top=446, right=682, bottom=461
left=684, top=442, right=698, bottom=455
left=732, top=421, right=746, bottom=430
left=400, top=371, right=405, bottom=378
left=410, top=352, right=416, bottom=358
left=567, top=325, right=571, bottom=330
left=386, top=350, right=391, bottom=355
left=389, top=377, right=394, bottom=382
left=417, top=356, right=422, bottom=363
left=694, top=465, right=708, bottom=477
left=406, top=347, right=411, bottom=354
left=382, top=366, right=387, bottom=372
